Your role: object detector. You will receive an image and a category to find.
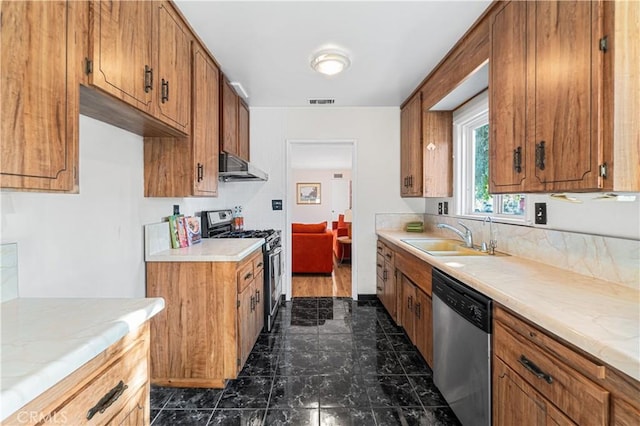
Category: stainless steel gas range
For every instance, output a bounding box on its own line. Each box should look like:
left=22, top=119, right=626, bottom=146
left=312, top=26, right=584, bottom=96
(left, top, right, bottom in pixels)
left=201, top=209, right=283, bottom=332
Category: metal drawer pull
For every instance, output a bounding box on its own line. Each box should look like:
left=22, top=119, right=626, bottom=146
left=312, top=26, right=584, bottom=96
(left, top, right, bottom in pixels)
left=519, top=355, right=553, bottom=384
left=161, top=79, right=169, bottom=103
left=244, top=272, right=253, bottom=280
left=255, top=289, right=260, bottom=303
left=87, top=380, right=128, bottom=420
left=256, top=262, right=264, bottom=268
left=144, top=65, right=153, bottom=93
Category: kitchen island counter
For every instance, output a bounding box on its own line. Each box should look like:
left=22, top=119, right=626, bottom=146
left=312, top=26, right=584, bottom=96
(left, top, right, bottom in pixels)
left=377, top=230, right=640, bottom=383
left=0, top=297, right=165, bottom=421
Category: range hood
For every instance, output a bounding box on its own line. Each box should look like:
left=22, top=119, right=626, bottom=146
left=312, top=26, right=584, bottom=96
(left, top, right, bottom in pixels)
left=219, top=152, right=268, bottom=182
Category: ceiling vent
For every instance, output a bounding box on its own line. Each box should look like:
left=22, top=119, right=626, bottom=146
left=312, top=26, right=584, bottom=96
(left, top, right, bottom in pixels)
left=333, top=173, right=343, bottom=178
left=309, top=98, right=335, bottom=105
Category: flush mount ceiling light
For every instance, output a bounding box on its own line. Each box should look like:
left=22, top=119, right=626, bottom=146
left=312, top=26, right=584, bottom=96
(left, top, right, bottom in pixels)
left=310, top=51, right=351, bottom=76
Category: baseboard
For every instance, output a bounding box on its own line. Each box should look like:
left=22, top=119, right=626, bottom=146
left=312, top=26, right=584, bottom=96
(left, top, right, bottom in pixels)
left=357, top=294, right=378, bottom=301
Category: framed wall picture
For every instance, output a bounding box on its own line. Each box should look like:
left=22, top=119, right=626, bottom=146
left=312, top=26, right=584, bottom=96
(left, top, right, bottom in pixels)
left=296, top=182, right=321, bottom=204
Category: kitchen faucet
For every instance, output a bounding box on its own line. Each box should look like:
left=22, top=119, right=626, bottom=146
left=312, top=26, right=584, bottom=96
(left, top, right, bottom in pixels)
left=437, top=222, right=474, bottom=248
left=483, top=216, right=497, bottom=255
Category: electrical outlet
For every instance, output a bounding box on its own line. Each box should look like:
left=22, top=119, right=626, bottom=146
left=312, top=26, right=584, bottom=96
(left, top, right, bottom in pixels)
left=443, top=202, right=449, bottom=215
left=535, top=202, right=547, bottom=224
left=173, top=204, right=180, bottom=215
left=272, top=200, right=283, bottom=210
left=438, top=203, right=443, bottom=215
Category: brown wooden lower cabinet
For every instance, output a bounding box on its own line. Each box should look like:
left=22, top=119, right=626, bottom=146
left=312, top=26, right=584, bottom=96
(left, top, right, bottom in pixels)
left=146, top=248, right=263, bottom=388
left=400, top=273, right=433, bottom=368
left=376, top=240, right=398, bottom=322
left=2, top=323, right=151, bottom=425
left=494, top=305, right=640, bottom=426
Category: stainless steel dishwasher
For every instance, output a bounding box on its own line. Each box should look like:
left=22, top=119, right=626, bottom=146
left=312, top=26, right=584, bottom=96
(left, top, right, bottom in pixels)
left=432, top=268, right=492, bottom=426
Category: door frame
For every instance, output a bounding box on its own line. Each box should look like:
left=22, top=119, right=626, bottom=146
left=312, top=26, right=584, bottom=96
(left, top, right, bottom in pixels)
left=285, top=139, right=357, bottom=301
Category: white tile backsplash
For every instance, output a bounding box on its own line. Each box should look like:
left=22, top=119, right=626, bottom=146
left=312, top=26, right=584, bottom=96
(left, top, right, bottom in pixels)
left=1, top=243, right=18, bottom=302
left=376, top=213, right=640, bottom=290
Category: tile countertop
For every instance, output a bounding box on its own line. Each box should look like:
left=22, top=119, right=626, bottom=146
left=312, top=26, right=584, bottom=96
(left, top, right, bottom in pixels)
left=377, top=230, right=640, bottom=383
left=144, top=222, right=264, bottom=262
left=0, top=297, right=165, bottom=421
left=145, top=238, right=264, bottom=262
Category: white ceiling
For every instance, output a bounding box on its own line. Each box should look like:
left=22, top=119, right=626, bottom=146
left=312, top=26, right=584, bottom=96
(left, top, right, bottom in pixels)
left=174, top=1, right=492, bottom=107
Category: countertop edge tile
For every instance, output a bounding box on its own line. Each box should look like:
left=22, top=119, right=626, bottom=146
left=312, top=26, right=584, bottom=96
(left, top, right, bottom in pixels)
left=376, top=230, right=640, bottom=382
left=1, top=297, right=165, bottom=421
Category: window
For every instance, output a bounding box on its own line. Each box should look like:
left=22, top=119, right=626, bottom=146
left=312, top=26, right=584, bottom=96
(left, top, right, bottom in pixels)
left=454, top=91, right=525, bottom=219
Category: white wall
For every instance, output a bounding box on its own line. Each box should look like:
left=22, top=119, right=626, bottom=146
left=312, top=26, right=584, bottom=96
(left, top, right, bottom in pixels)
left=291, top=169, right=351, bottom=225
left=1, top=109, right=423, bottom=298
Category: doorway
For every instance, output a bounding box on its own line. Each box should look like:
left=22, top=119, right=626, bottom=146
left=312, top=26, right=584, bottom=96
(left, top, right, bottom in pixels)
left=286, top=140, right=356, bottom=300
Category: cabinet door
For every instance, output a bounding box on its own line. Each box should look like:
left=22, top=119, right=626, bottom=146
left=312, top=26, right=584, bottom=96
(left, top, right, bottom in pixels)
left=221, top=77, right=239, bottom=156
left=237, top=281, right=254, bottom=369
left=1, top=0, right=77, bottom=191
left=384, top=260, right=397, bottom=322
left=253, top=269, right=265, bottom=340
left=414, top=289, right=433, bottom=367
left=489, top=0, right=528, bottom=193
left=529, top=0, right=604, bottom=190
left=400, top=94, right=423, bottom=197
left=89, top=0, right=153, bottom=111
left=155, top=2, right=191, bottom=132
left=494, top=359, right=574, bottom=426
left=401, top=276, right=416, bottom=342
left=192, top=45, right=219, bottom=196
left=238, top=99, right=250, bottom=161
left=423, top=111, right=453, bottom=197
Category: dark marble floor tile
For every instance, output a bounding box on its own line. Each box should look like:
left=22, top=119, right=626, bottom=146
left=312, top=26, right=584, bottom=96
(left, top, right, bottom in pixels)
left=317, top=298, right=343, bottom=310
left=276, top=351, right=319, bottom=375
left=150, top=385, right=176, bottom=409
left=357, top=351, right=405, bottom=375
left=408, top=375, right=448, bottom=407
left=377, top=318, right=405, bottom=334
left=318, top=350, right=360, bottom=375
left=291, top=298, right=319, bottom=309
left=288, top=319, right=319, bottom=334
left=364, top=375, right=423, bottom=407
left=372, top=406, right=462, bottom=426
left=151, top=409, right=161, bottom=425
left=318, top=319, right=352, bottom=334
left=217, top=377, right=272, bottom=409
left=353, top=334, right=394, bottom=352
left=350, top=320, right=383, bottom=335
left=291, top=309, right=319, bottom=320
left=318, top=333, right=354, bottom=351
left=386, top=333, right=416, bottom=351
left=397, top=351, right=433, bottom=375
left=281, top=333, right=319, bottom=352
left=264, top=408, right=320, bottom=426
left=164, top=388, right=223, bottom=409
left=319, top=408, right=375, bottom=426
left=318, top=307, right=347, bottom=320
left=151, top=409, right=213, bottom=425
left=254, top=333, right=283, bottom=353
left=318, top=374, right=369, bottom=408
left=356, top=300, right=382, bottom=307
left=238, top=351, right=279, bottom=377
left=207, top=409, right=265, bottom=426
left=269, top=375, right=320, bottom=408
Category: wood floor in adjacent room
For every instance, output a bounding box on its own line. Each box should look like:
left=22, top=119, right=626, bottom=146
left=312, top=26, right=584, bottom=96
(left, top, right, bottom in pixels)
left=292, top=258, right=351, bottom=298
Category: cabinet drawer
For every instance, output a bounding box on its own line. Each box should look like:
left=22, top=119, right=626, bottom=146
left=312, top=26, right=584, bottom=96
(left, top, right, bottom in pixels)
left=376, top=240, right=384, bottom=254
left=382, top=246, right=395, bottom=266
left=237, top=261, right=255, bottom=292
left=376, top=253, right=384, bottom=277
left=253, top=255, right=264, bottom=274
left=395, top=251, right=431, bottom=295
left=48, top=338, right=149, bottom=425
left=494, top=321, right=609, bottom=425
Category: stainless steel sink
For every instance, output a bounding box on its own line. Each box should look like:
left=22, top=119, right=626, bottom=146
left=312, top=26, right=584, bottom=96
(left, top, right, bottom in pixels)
left=401, top=238, right=489, bottom=256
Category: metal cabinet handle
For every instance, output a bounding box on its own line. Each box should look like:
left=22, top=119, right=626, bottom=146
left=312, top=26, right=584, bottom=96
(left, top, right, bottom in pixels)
left=161, top=79, right=169, bottom=103
left=144, top=65, right=153, bottom=93
left=244, top=272, right=253, bottom=280
left=535, top=141, right=546, bottom=170
left=377, top=262, right=383, bottom=268
left=87, top=380, right=128, bottom=420
left=250, top=295, right=255, bottom=312
left=513, top=146, right=522, bottom=173
left=197, top=163, right=204, bottom=182
left=255, top=289, right=260, bottom=303
left=407, top=295, right=413, bottom=311
left=415, top=302, right=421, bottom=319
left=256, top=261, right=264, bottom=268
left=519, top=355, right=553, bottom=384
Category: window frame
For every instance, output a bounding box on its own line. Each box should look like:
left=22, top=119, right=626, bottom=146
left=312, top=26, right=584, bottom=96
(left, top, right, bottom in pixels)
left=453, top=91, right=526, bottom=223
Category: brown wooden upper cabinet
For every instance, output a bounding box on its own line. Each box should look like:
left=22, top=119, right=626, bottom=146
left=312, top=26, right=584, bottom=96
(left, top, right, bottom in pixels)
left=400, top=93, right=453, bottom=198
left=400, top=94, right=423, bottom=197
left=0, top=0, right=80, bottom=192
left=221, top=77, right=250, bottom=162
left=490, top=0, right=627, bottom=193
left=86, top=0, right=191, bottom=135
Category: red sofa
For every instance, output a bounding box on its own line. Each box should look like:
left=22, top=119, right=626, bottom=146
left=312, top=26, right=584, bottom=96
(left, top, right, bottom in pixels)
left=291, top=222, right=334, bottom=274
left=331, top=215, right=351, bottom=261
